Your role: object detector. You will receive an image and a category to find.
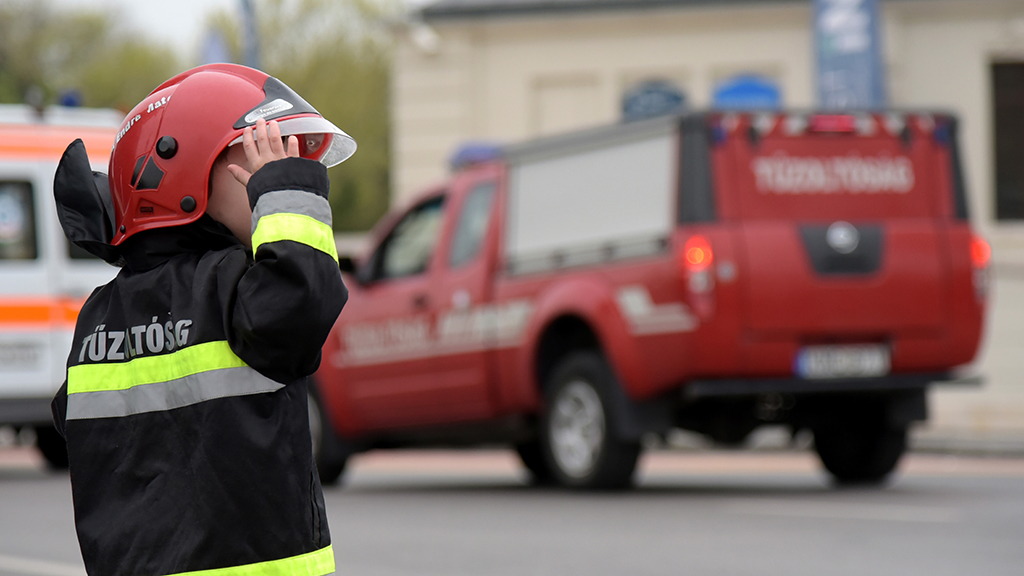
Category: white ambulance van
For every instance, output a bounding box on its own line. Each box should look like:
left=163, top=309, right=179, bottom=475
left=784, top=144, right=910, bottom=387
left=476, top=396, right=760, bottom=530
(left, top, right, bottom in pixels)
left=0, top=104, right=122, bottom=467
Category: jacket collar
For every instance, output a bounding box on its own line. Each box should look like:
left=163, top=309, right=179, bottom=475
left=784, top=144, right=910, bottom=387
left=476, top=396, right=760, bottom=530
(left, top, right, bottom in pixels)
left=118, top=216, right=245, bottom=271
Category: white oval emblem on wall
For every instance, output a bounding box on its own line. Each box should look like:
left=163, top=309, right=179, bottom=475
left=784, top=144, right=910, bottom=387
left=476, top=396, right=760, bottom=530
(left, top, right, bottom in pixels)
left=826, top=221, right=859, bottom=254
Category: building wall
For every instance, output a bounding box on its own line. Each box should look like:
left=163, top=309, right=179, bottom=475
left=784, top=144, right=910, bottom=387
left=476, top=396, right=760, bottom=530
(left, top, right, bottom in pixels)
left=392, top=0, right=1024, bottom=439
left=393, top=2, right=816, bottom=200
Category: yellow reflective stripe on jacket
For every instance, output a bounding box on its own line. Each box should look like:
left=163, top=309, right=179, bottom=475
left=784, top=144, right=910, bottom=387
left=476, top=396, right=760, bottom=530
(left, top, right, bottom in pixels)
left=252, top=212, right=339, bottom=262
left=170, top=545, right=334, bottom=576
left=67, top=340, right=246, bottom=394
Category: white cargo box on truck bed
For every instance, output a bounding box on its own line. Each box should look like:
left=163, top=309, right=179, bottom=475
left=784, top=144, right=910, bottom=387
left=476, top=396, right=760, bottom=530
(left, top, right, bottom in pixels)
left=504, top=117, right=677, bottom=275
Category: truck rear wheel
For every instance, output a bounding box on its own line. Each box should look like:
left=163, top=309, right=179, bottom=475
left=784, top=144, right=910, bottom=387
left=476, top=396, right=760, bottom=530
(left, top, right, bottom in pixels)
left=813, top=423, right=907, bottom=485
left=540, top=352, right=640, bottom=489
left=308, top=387, right=349, bottom=486
left=35, top=425, right=69, bottom=470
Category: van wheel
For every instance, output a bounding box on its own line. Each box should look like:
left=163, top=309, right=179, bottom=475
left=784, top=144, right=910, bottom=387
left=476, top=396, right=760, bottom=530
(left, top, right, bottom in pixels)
left=540, top=351, right=640, bottom=489
left=308, top=387, right=349, bottom=485
left=35, top=425, right=69, bottom=470
left=813, top=423, right=907, bottom=485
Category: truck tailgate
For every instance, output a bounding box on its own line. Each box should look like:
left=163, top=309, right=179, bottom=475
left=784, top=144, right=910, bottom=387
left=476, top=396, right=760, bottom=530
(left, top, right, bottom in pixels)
left=739, top=219, right=947, bottom=335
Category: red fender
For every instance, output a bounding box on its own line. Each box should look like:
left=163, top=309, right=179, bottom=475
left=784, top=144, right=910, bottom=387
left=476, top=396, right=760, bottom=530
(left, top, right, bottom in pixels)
left=509, top=276, right=651, bottom=408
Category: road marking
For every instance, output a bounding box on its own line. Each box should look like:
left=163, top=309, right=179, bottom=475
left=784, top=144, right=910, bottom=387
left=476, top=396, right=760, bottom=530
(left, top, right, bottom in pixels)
left=725, top=499, right=958, bottom=523
left=0, top=554, right=86, bottom=576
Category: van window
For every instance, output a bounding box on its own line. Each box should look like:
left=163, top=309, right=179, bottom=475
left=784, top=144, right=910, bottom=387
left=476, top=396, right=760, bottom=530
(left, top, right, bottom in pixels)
left=449, top=182, right=496, bottom=268
left=375, top=196, right=445, bottom=280
left=0, top=182, right=37, bottom=260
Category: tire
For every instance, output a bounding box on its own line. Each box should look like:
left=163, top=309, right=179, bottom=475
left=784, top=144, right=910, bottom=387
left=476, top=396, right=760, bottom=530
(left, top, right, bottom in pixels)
left=307, top=387, right=349, bottom=486
left=35, top=425, right=69, bottom=470
left=813, top=423, right=907, bottom=485
left=540, top=351, right=641, bottom=490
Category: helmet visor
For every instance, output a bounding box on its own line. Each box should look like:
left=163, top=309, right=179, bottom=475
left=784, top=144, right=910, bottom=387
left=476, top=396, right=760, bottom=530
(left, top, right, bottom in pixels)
left=229, top=115, right=357, bottom=167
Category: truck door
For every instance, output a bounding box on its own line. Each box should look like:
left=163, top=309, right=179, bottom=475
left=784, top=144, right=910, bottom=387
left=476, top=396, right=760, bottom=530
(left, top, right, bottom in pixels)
left=0, top=166, right=58, bottom=423
left=427, top=170, right=500, bottom=421
left=336, top=194, right=453, bottom=430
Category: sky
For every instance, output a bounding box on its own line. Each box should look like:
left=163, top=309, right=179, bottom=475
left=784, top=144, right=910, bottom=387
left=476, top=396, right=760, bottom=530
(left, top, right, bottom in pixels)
left=52, top=0, right=240, bottom=61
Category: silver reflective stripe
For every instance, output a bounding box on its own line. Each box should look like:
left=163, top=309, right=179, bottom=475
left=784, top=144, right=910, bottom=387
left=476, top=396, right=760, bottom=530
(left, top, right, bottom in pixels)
left=66, top=366, right=284, bottom=420
left=251, top=189, right=332, bottom=233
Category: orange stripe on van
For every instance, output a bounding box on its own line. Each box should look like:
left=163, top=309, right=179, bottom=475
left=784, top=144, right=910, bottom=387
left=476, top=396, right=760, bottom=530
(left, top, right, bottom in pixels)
left=0, top=124, right=116, bottom=161
left=0, top=297, right=84, bottom=329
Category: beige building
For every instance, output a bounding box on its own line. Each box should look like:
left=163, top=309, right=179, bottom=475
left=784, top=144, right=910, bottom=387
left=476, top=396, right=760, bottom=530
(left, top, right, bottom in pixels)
left=392, top=0, right=1024, bottom=447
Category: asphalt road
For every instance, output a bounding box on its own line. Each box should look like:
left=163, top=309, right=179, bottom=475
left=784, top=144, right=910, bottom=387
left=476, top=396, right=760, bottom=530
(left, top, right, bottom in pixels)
left=2, top=448, right=1024, bottom=576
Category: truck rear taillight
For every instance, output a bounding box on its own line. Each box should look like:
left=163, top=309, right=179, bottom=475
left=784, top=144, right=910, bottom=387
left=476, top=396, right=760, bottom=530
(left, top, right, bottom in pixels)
left=683, top=235, right=713, bottom=272
left=971, top=235, right=991, bottom=269
left=808, top=114, right=857, bottom=133
left=680, top=235, right=715, bottom=299
left=971, top=235, right=991, bottom=303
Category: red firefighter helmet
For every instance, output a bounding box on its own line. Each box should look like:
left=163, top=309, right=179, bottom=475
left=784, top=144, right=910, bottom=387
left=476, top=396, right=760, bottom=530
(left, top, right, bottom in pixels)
left=107, top=63, right=356, bottom=245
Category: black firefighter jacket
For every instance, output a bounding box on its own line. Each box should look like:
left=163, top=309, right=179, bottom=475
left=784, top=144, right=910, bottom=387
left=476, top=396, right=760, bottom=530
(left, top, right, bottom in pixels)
left=50, top=141, right=346, bottom=576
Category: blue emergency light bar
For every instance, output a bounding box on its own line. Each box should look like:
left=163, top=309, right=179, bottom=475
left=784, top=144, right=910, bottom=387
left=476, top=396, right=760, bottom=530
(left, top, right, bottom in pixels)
left=449, top=142, right=503, bottom=171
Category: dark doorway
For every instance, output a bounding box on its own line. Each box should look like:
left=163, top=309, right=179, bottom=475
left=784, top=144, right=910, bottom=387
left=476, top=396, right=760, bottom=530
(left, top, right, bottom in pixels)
left=993, top=62, right=1024, bottom=220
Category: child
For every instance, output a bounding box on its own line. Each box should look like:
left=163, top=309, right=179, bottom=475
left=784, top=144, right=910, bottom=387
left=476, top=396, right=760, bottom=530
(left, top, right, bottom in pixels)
left=50, top=63, right=354, bottom=576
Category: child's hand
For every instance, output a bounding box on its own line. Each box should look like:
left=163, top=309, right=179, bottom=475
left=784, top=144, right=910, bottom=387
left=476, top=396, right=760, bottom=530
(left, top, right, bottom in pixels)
left=227, top=118, right=300, bottom=186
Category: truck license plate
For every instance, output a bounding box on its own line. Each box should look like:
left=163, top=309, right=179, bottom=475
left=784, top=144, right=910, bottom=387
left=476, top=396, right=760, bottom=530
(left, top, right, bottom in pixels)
left=795, top=344, right=890, bottom=379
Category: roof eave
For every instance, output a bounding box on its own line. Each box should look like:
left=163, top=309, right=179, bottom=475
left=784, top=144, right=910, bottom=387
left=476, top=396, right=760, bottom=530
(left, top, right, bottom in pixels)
left=420, top=0, right=805, bottom=22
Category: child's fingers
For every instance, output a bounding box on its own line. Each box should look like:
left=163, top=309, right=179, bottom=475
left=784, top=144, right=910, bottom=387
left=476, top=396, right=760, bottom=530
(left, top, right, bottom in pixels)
left=286, top=135, right=299, bottom=158
left=241, top=127, right=258, bottom=164
left=254, top=118, right=272, bottom=159
left=227, top=164, right=251, bottom=187
left=267, top=121, right=286, bottom=157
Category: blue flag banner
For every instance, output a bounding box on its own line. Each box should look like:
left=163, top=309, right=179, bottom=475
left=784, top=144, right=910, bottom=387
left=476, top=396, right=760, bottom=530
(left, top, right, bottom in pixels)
left=240, top=0, right=261, bottom=70
left=201, top=30, right=232, bottom=65
left=713, top=75, right=781, bottom=110
left=814, top=0, right=887, bottom=109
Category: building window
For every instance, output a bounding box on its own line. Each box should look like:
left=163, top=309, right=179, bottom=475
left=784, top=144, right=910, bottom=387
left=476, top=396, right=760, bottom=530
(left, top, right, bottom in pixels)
left=993, top=62, right=1024, bottom=220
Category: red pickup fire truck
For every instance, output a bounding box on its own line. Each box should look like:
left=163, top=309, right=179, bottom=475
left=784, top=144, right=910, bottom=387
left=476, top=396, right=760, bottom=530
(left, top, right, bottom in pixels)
left=311, top=111, right=988, bottom=489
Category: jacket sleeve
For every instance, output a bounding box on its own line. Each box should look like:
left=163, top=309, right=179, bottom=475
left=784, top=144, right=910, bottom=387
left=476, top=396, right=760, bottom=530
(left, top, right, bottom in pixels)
left=51, top=381, right=68, bottom=439
left=225, top=157, right=348, bottom=383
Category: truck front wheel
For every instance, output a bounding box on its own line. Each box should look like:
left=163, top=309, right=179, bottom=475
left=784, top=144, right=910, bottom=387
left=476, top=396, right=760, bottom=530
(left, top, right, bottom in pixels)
left=540, top=352, right=640, bottom=489
left=813, top=423, right=907, bottom=485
